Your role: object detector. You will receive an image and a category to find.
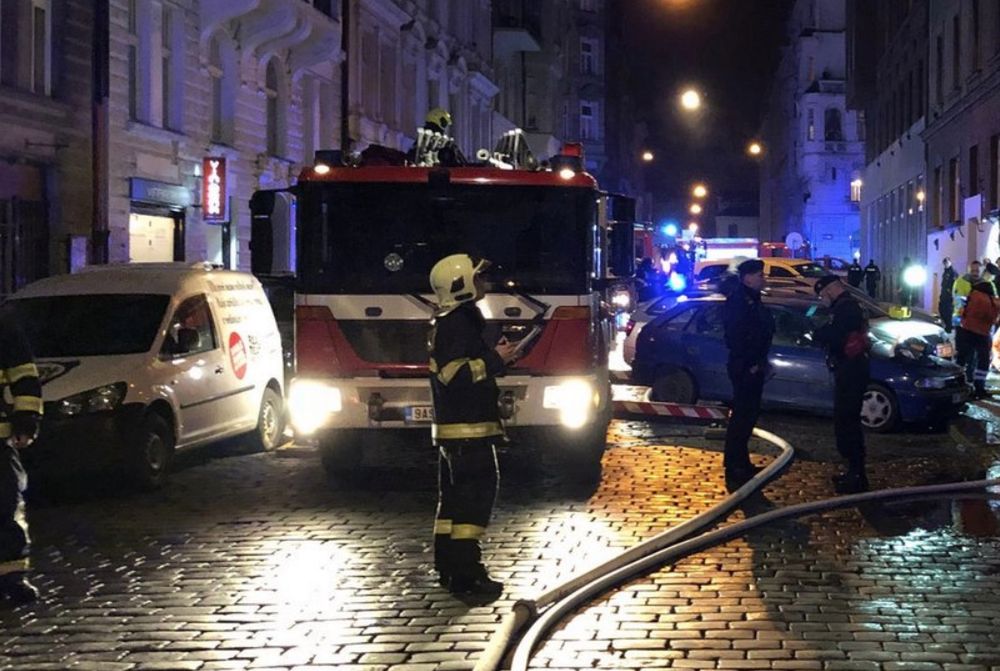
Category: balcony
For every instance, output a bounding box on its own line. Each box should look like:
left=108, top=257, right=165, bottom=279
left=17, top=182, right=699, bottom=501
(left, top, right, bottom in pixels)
left=493, top=13, right=541, bottom=57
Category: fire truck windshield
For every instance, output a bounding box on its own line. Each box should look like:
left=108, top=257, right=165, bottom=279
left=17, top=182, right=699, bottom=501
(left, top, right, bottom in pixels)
left=297, top=182, right=595, bottom=295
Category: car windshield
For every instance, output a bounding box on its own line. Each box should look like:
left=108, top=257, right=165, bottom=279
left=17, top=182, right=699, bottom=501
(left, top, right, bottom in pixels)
left=5, top=294, right=169, bottom=357
left=296, top=182, right=595, bottom=295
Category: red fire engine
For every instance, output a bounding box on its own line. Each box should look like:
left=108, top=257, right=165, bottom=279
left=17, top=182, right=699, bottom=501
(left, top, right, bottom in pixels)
left=250, top=129, right=634, bottom=483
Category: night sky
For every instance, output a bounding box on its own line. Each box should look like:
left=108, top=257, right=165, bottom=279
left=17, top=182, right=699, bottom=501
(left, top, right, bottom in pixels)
left=618, top=0, right=793, bottom=218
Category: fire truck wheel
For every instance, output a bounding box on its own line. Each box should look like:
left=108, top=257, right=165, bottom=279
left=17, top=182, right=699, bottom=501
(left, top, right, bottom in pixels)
left=650, top=368, right=697, bottom=404
left=320, top=436, right=363, bottom=480
left=129, top=413, right=175, bottom=490
left=562, top=429, right=606, bottom=485
left=251, top=388, right=285, bottom=452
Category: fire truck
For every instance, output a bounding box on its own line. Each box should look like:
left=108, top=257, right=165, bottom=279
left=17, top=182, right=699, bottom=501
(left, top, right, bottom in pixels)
left=249, top=129, right=634, bottom=483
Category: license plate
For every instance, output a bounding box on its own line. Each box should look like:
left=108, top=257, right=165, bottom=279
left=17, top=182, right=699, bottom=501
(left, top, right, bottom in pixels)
left=406, top=406, right=434, bottom=422
left=936, top=343, right=954, bottom=358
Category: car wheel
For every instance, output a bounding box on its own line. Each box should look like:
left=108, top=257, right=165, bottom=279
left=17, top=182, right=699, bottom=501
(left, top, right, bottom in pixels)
left=320, top=434, right=363, bottom=481
left=861, top=384, right=898, bottom=432
left=650, top=368, right=697, bottom=404
left=251, top=388, right=285, bottom=452
left=130, top=413, right=175, bottom=489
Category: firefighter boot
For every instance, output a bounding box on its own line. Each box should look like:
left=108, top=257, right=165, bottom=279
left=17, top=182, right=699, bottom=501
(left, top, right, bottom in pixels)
left=433, top=534, right=453, bottom=587
left=448, top=539, right=502, bottom=599
left=0, top=573, right=39, bottom=606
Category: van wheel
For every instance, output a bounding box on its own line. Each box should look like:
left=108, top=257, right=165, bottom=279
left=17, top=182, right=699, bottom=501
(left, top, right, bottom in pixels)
left=130, top=414, right=174, bottom=489
left=251, top=388, right=285, bottom=452
left=320, top=435, right=363, bottom=482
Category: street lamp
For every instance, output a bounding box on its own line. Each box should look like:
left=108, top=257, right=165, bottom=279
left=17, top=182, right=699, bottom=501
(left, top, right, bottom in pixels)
left=747, top=141, right=763, bottom=156
left=688, top=222, right=699, bottom=234
left=689, top=203, right=702, bottom=215
left=641, top=150, right=654, bottom=162
left=692, top=184, right=708, bottom=199
left=680, top=88, right=702, bottom=111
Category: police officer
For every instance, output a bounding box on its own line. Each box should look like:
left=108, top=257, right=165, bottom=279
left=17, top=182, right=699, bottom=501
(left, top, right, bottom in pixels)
left=0, top=309, right=43, bottom=605
left=721, top=258, right=774, bottom=485
left=428, top=254, right=517, bottom=598
left=847, top=258, right=864, bottom=288
left=863, top=259, right=881, bottom=297
left=814, top=275, right=870, bottom=494
left=939, top=257, right=957, bottom=334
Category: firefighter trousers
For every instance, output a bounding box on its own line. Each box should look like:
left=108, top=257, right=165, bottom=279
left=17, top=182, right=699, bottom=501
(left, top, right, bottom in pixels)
left=0, top=445, right=30, bottom=580
left=433, top=439, right=499, bottom=578
left=723, top=364, right=764, bottom=471
left=833, top=356, right=869, bottom=474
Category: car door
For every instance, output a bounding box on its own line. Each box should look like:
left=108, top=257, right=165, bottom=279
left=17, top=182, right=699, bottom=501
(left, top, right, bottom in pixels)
left=680, top=303, right=729, bottom=401
left=766, top=306, right=834, bottom=411
left=157, top=294, right=232, bottom=444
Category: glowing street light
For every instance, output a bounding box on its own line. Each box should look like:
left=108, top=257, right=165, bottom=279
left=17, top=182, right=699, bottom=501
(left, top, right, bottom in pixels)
left=641, top=150, right=654, bottom=162
left=747, top=141, right=763, bottom=156
left=689, top=203, right=703, bottom=215
left=692, top=184, right=708, bottom=199
left=680, top=88, right=702, bottom=111
left=688, top=222, right=699, bottom=234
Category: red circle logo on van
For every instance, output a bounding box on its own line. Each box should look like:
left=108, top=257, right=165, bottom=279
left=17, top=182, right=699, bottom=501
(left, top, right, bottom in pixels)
left=229, top=331, right=248, bottom=380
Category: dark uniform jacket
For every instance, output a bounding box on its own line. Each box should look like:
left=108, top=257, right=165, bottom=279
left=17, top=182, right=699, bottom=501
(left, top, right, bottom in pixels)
left=722, top=278, right=774, bottom=376
left=429, top=302, right=504, bottom=444
left=815, top=292, right=868, bottom=365
left=0, top=315, right=43, bottom=443
left=847, top=263, right=864, bottom=287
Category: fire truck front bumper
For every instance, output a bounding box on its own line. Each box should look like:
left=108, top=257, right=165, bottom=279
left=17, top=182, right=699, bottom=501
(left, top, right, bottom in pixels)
left=286, top=374, right=610, bottom=437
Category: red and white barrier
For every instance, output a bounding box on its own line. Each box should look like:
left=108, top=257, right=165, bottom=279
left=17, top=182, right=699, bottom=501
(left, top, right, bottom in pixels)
left=613, top=399, right=729, bottom=421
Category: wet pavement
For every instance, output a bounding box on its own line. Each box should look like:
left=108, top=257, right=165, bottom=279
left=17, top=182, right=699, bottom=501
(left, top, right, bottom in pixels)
left=1, top=400, right=999, bottom=670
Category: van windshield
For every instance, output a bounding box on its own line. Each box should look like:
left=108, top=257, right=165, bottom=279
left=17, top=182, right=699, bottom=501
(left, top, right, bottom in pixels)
left=5, top=294, right=170, bottom=357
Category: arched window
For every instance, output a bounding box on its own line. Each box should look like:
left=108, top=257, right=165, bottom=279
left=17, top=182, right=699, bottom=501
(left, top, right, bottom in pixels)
left=265, top=60, right=285, bottom=156
left=208, top=34, right=236, bottom=145
left=824, top=108, right=843, bottom=141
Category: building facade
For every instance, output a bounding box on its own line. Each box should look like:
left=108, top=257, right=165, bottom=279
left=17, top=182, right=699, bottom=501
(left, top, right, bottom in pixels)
left=760, top=0, right=864, bottom=261
left=922, top=0, right=1000, bottom=306
left=846, top=0, right=929, bottom=303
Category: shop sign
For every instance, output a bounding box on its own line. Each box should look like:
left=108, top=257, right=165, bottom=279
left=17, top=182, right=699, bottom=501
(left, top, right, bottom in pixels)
left=202, top=157, right=228, bottom=223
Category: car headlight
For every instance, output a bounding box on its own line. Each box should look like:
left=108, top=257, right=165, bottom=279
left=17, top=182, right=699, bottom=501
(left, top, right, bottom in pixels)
left=914, top=377, right=948, bottom=390
left=57, top=382, right=127, bottom=416
left=289, top=379, right=342, bottom=435
left=543, top=379, right=598, bottom=429
left=611, top=291, right=631, bottom=309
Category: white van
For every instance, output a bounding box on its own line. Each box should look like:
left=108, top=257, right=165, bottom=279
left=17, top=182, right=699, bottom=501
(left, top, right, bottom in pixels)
left=6, top=263, right=285, bottom=488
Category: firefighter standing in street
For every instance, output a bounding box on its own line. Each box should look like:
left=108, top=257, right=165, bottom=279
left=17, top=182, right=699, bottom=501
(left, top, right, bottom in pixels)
left=957, top=263, right=1000, bottom=398
left=428, top=254, right=517, bottom=599
left=721, top=259, right=774, bottom=486
left=0, top=310, right=43, bottom=606
left=814, top=275, right=870, bottom=494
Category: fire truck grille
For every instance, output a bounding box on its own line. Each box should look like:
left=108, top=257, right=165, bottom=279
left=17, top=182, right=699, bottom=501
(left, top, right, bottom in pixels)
left=338, top=320, right=431, bottom=364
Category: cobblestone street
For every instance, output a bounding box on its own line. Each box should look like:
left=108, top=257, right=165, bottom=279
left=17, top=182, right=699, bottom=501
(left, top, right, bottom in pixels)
left=1, top=409, right=999, bottom=670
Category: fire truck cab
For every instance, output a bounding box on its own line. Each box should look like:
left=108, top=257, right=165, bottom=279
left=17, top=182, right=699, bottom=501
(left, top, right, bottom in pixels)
left=250, top=132, right=633, bottom=483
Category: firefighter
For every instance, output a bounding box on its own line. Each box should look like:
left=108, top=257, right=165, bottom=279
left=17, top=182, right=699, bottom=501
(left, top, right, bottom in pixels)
left=0, top=310, right=43, bottom=605
left=424, top=107, right=453, bottom=135
left=813, top=275, right=870, bottom=494
left=428, top=254, right=518, bottom=598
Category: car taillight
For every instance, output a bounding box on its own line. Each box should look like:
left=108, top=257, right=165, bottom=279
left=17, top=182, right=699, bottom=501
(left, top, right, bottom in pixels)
left=625, top=319, right=635, bottom=336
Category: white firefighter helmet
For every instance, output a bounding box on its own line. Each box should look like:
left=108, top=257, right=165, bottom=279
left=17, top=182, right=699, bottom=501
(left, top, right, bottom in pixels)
left=429, top=253, right=489, bottom=316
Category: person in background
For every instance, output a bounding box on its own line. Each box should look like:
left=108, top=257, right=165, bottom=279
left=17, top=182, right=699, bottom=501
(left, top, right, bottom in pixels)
left=847, top=258, right=864, bottom=288
left=938, top=257, right=957, bottom=335
left=953, top=260, right=982, bottom=371
left=864, top=259, right=881, bottom=297
left=957, top=263, right=1000, bottom=399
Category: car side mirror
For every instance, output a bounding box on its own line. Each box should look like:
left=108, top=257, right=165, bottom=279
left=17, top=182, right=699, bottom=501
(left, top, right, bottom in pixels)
left=176, top=327, right=201, bottom=354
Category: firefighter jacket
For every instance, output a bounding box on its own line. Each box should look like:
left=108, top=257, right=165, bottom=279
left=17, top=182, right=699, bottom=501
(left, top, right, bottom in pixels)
left=959, top=281, right=1000, bottom=337
left=721, top=277, right=774, bottom=376
left=0, top=314, right=43, bottom=443
left=815, top=292, right=868, bottom=365
left=429, top=302, right=505, bottom=444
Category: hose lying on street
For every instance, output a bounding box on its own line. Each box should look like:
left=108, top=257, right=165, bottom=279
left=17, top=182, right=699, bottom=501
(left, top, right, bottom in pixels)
left=508, top=475, right=1000, bottom=671
left=474, top=426, right=795, bottom=671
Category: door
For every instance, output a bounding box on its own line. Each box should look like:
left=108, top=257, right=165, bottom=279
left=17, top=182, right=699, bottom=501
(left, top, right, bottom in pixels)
left=156, top=294, right=232, bottom=444
left=680, top=304, right=729, bottom=400
left=0, top=198, right=49, bottom=297
left=766, top=306, right=833, bottom=410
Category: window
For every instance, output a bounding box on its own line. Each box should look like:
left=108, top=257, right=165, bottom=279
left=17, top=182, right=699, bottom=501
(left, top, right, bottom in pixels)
left=580, top=38, right=598, bottom=75
left=949, top=156, right=960, bottom=222
left=769, top=266, right=795, bottom=278
left=580, top=100, right=598, bottom=140
left=935, top=34, right=943, bottom=104
left=379, top=42, right=396, bottom=125
left=972, top=0, right=981, bottom=71
left=807, top=108, right=815, bottom=141
left=686, top=305, right=723, bottom=338
left=127, top=0, right=139, bottom=118
left=916, top=174, right=925, bottom=213
left=831, top=166, right=838, bottom=182
left=265, top=60, right=285, bottom=156
left=952, top=14, right=961, bottom=89
left=851, top=179, right=862, bottom=203
left=160, top=4, right=176, bottom=129
left=970, top=144, right=980, bottom=196
left=824, top=108, right=843, bottom=141
left=207, top=34, right=236, bottom=144
left=163, top=295, right=218, bottom=357
left=31, top=0, right=51, bottom=95
left=772, top=308, right=812, bottom=347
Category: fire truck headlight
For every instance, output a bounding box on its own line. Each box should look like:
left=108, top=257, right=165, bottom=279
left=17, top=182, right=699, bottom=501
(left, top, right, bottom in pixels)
left=289, top=380, right=342, bottom=435
left=611, top=290, right=631, bottom=309
left=543, top=379, right=598, bottom=429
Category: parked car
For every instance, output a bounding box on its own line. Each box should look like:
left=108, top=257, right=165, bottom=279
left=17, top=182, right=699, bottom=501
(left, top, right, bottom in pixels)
left=7, top=263, right=287, bottom=488
left=694, top=257, right=829, bottom=283
left=623, top=287, right=714, bottom=365
left=632, top=294, right=968, bottom=431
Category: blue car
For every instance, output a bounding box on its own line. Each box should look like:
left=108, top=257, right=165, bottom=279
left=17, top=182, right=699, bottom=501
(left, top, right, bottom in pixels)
left=632, top=295, right=969, bottom=432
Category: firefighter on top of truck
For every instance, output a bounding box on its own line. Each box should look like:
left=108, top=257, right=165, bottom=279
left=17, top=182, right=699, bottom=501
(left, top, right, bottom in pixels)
left=0, top=309, right=43, bottom=606
left=428, top=254, right=517, bottom=600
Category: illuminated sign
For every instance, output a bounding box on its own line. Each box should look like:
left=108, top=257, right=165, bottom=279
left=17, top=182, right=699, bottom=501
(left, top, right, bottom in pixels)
left=202, top=157, right=228, bottom=222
